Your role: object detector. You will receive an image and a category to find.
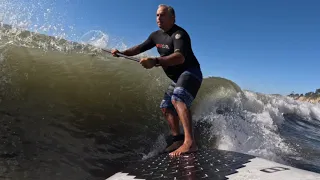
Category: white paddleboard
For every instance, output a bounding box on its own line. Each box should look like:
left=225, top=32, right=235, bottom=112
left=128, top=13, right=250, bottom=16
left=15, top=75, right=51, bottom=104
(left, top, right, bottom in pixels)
left=105, top=148, right=320, bottom=180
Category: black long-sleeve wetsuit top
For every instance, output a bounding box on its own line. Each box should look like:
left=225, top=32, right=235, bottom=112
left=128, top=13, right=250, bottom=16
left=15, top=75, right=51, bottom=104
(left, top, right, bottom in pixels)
left=138, top=24, right=201, bottom=81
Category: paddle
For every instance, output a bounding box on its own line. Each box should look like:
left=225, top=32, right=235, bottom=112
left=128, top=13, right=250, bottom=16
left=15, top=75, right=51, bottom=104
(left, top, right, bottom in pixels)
left=102, top=48, right=140, bottom=62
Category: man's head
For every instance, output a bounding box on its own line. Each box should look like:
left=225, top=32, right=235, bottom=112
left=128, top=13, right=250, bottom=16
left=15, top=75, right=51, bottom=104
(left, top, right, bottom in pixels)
left=156, top=4, right=175, bottom=31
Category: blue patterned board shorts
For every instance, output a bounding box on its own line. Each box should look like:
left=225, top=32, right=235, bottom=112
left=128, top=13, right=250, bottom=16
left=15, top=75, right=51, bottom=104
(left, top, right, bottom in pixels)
left=160, top=68, right=203, bottom=114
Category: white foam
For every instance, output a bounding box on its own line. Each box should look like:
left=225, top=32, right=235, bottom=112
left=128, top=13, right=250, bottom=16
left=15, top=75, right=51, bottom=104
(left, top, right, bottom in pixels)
left=193, top=90, right=320, bottom=162
left=0, top=0, right=157, bottom=59
left=79, top=30, right=110, bottom=49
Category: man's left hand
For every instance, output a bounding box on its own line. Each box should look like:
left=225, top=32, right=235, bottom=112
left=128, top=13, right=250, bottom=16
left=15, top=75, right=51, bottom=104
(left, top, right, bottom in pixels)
left=139, top=57, right=156, bottom=69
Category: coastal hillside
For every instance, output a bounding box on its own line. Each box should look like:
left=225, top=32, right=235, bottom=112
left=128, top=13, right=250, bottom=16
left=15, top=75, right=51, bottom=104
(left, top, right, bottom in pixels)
left=288, top=89, right=320, bottom=104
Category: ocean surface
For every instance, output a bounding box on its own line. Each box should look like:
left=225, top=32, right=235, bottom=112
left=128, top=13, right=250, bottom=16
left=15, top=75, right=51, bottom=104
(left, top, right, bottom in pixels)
left=1, top=1, right=320, bottom=179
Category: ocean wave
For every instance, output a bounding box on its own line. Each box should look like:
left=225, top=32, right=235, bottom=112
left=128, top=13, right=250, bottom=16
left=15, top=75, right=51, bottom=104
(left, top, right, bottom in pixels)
left=0, top=14, right=320, bottom=179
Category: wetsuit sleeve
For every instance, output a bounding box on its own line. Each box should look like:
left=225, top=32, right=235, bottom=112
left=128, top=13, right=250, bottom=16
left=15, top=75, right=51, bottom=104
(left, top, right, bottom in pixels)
left=172, top=30, right=189, bottom=57
left=137, top=32, right=156, bottom=53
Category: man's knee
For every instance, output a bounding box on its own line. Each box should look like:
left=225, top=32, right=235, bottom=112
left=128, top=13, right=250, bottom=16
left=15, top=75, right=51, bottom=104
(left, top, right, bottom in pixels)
left=171, top=99, right=187, bottom=108
left=161, top=107, right=168, bottom=114
left=172, top=87, right=194, bottom=109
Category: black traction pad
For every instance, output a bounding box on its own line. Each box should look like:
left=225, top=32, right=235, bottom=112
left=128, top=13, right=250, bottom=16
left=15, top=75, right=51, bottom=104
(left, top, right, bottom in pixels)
left=121, top=148, right=255, bottom=179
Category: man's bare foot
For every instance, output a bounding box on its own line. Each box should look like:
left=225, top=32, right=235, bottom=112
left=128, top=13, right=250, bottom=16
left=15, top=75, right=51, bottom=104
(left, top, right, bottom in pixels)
left=169, top=140, right=198, bottom=157
left=165, top=140, right=183, bottom=153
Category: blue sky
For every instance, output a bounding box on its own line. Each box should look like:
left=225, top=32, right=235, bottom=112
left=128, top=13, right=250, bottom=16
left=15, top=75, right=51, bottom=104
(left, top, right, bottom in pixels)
left=7, top=0, right=320, bottom=95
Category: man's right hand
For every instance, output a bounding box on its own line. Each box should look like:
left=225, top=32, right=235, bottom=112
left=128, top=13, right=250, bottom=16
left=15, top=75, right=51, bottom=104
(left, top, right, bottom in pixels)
left=111, top=49, right=120, bottom=57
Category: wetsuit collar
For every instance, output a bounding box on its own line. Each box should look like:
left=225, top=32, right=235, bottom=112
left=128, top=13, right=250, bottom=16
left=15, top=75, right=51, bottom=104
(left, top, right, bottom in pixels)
left=161, top=24, right=177, bottom=33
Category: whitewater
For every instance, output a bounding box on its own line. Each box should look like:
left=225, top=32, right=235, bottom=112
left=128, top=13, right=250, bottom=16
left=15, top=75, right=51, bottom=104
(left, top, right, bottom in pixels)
left=0, top=0, right=320, bottom=179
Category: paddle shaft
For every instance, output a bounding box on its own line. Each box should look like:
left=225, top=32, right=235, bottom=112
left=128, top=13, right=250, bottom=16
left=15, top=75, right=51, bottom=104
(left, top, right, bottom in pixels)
left=102, top=48, right=140, bottom=62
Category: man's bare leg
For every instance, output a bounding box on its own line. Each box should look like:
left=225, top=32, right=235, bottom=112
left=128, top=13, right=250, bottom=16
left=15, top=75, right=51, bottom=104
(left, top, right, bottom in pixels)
left=169, top=100, right=198, bottom=157
left=161, top=108, right=184, bottom=152
left=161, top=108, right=180, bottom=136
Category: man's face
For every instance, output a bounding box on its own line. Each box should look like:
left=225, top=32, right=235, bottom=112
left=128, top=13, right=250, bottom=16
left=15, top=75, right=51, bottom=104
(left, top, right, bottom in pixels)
left=156, top=6, right=174, bottom=30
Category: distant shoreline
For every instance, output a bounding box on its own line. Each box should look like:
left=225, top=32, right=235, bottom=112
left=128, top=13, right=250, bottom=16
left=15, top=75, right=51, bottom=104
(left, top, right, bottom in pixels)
left=288, top=89, right=320, bottom=104
left=289, top=96, right=320, bottom=104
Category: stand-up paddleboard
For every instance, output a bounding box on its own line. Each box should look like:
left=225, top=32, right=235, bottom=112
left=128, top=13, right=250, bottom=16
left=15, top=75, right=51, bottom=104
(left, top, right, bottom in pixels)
left=106, top=148, right=320, bottom=180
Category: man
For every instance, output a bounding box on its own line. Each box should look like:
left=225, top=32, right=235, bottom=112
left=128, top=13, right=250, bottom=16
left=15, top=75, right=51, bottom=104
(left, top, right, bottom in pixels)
left=111, top=4, right=202, bottom=157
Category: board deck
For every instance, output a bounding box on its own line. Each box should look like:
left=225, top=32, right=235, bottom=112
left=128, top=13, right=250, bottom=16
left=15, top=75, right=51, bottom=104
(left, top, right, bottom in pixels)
left=106, top=148, right=320, bottom=180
